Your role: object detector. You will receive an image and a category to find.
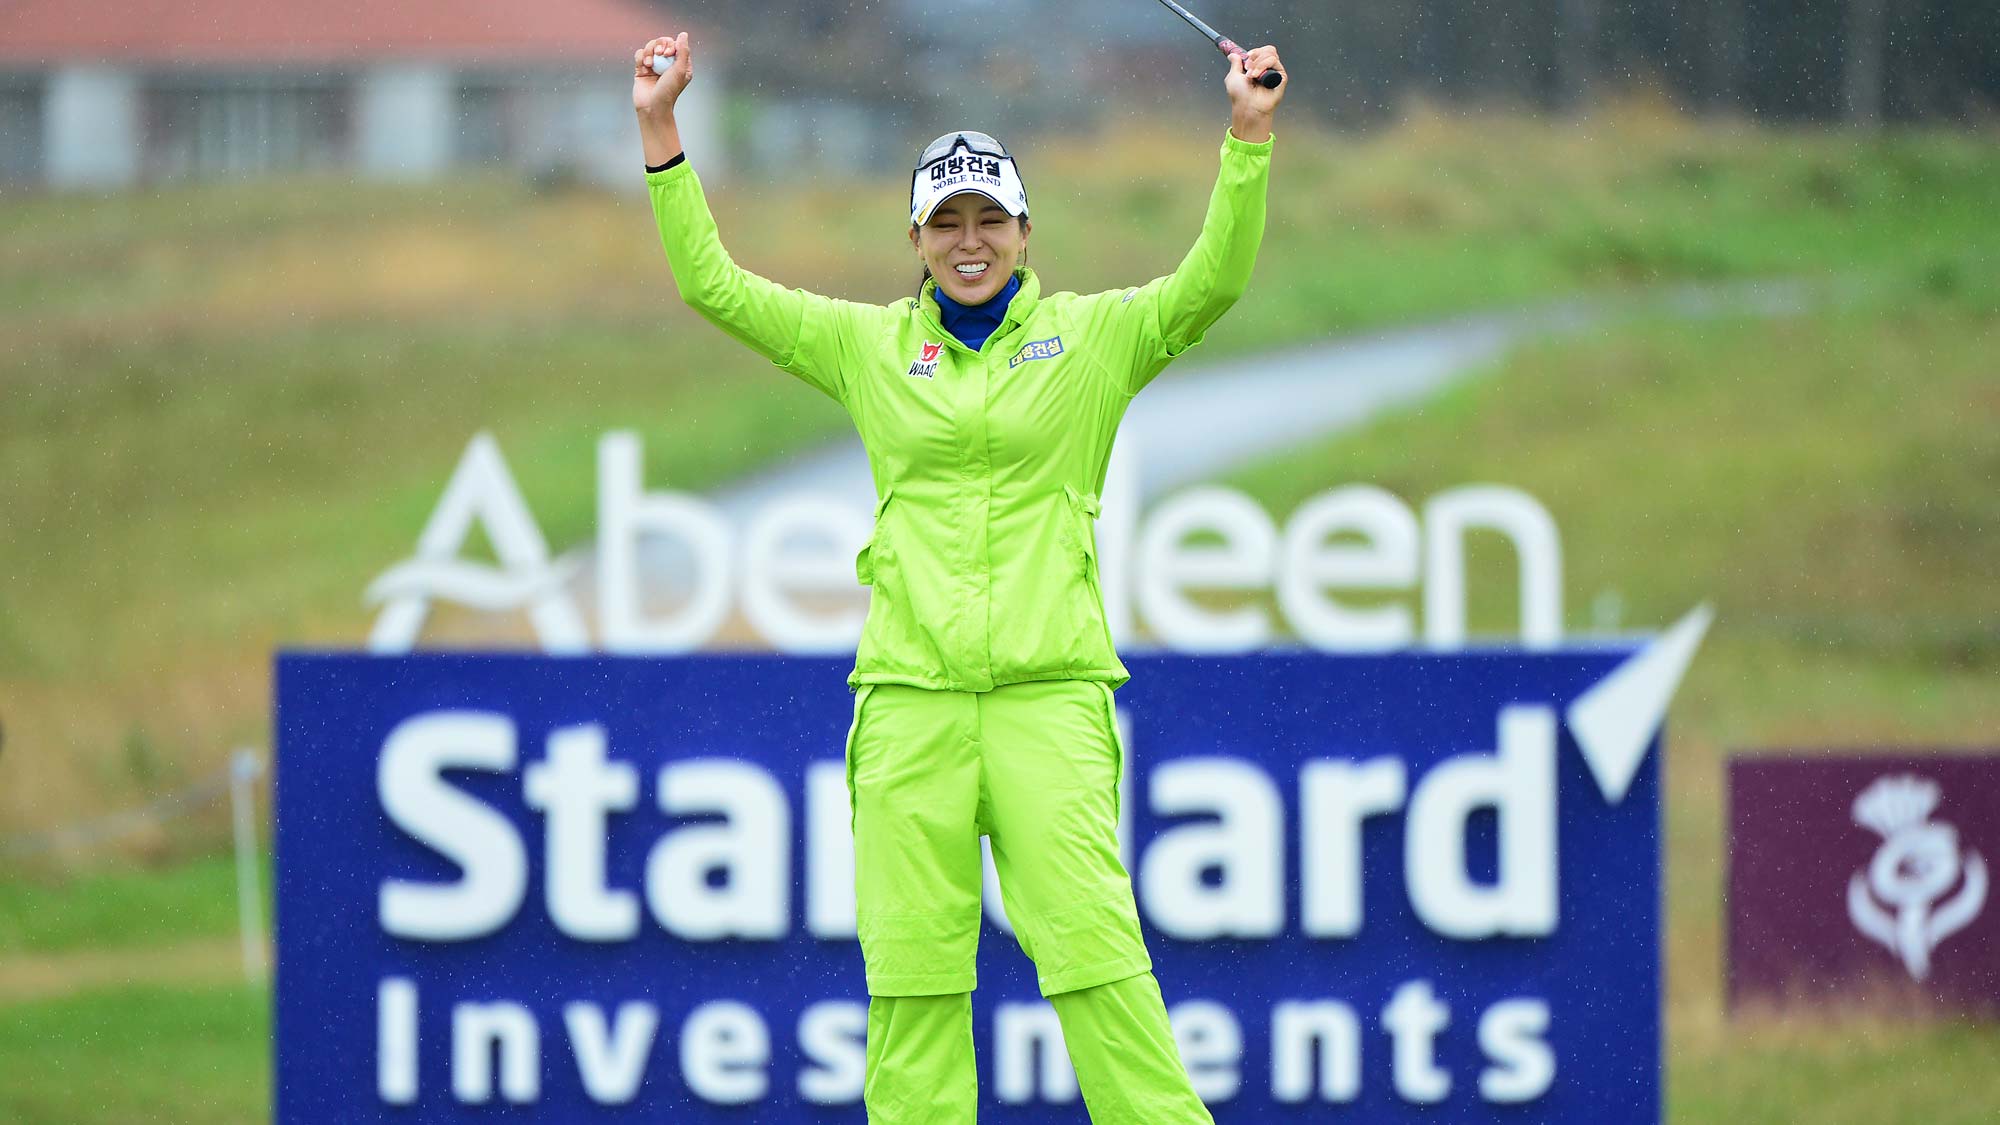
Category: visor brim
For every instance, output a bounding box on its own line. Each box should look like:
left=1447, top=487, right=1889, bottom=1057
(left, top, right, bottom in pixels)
left=911, top=187, right=1029, bottom=227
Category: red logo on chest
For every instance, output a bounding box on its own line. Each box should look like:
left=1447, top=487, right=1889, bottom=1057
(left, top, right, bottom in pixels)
left=907, top=341, right=944, bottom=380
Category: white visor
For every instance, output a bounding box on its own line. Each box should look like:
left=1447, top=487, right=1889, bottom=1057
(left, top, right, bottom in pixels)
left=910, top=135, right=1028, bottom=226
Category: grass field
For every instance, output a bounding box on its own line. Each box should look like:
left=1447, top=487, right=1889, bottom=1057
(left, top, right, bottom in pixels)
left=2, top=105, right=1997, bottom=1122
left=1225, top=281, right=2000, bottom=1121
left=0, top=982, right=268, bottom=1124
left=5, top=106, right=1997, bottom=830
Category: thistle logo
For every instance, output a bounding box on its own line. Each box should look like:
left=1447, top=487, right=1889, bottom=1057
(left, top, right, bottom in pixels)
left=1846, top=774, right=1988, bottom=980
left=907, top=341, right=943, bottom=380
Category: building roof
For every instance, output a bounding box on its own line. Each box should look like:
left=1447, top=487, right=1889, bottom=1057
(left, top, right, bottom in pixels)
left=0, top=0, right=687, bottom=66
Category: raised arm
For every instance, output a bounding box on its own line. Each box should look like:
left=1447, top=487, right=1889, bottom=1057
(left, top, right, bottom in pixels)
left=1091, top=45, right=1286, bottom=397
left=634, top=33, right=853, bottom=404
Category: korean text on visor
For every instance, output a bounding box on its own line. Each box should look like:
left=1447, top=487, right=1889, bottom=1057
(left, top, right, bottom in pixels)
left=911, top=132, right=1028, bottom=226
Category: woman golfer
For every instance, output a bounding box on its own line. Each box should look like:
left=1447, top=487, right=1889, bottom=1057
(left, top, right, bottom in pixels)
left=636, top=30, right=1283, bottom=1123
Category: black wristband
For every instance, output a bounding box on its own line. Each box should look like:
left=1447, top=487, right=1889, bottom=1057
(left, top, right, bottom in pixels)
left=645, top=153, right=686, bottom=175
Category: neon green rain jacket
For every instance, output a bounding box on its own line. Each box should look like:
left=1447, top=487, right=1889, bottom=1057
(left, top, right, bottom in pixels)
left=648, top=130, right=1272, bottom=692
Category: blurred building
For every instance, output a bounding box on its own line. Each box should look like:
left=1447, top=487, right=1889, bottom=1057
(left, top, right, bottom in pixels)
left=0, top=0, right=722, bottom=191
left=717, top=0, right=1198, bottom=175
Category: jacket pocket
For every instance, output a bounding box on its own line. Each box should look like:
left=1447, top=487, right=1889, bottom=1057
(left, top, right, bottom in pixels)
left=1092, top=680, right=1125, bottom=823
left=842, top=684, right=876, bottom=835
left=854, top=486, right=894, bottom=586
left=1062, top=483, right=1120, bottom=664
left=1061, top=483, right=1102, bottom=577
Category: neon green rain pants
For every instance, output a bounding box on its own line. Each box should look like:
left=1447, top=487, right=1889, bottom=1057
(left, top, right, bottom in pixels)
left=845, top=680, right=1213, bottom=1124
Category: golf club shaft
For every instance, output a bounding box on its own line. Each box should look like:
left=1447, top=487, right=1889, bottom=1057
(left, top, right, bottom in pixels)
left=1150, top=0, right=1284, bottom=88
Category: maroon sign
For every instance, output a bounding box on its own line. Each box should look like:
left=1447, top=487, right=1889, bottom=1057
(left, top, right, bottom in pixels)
left=1729, top=753, right=2000, bottom=1014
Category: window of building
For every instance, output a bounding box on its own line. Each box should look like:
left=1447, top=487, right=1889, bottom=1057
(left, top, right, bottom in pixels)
left=454, top=79, right=515, bottom=165
left=0, top=82, right=41, bottom=184
left=145, top=73, right=351, bottom=181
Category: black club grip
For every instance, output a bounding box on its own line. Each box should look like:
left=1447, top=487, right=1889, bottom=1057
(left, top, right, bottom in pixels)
left=1216, top=39, right=1283, bottom=88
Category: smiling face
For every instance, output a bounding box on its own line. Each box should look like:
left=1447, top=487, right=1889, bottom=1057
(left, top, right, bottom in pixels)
left=910, top=192, right=1031, bottom=305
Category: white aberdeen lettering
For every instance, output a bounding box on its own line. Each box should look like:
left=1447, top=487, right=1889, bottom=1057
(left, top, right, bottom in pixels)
left=741, top=497, right=872, bottom=654
left=598, top=432, right=734, bottom=653
left=1136, top=487, right=1278, bottom=652
left=1423, top=487, right=1562, bottom=650
left=366, top=433, right=588, bottom=654
left=1278, top=485, right=1420, bottom=650
left=373, top=433, right=1565, bottom=654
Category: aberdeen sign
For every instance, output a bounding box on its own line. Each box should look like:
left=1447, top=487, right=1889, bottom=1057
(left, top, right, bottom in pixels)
left=276, top=430, right=1709, bottom=1122
left=364, top=431, right=1568, bottom=655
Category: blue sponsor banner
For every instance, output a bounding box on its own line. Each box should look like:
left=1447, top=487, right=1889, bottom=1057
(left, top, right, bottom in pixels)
left=276, top=651, right=1657, bottom=1122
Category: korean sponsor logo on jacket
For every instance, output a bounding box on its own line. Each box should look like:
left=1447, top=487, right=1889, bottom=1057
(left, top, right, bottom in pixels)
left=1008, top=336, right=1064, bottom=368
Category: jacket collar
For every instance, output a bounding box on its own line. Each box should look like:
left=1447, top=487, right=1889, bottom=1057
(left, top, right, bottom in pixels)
left=919, top=268, right=1041, bottom=352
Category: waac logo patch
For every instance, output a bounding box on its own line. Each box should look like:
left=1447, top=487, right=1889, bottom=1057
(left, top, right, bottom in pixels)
left=907, top=341, right=943, bottom=380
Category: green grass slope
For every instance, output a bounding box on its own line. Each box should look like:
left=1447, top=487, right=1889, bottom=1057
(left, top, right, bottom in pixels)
left=3, top=109, right=1996, bottom=830
left=1222, top=276, right=1999, bottom=1121
left=5, top=269, right=1996, bottom=1125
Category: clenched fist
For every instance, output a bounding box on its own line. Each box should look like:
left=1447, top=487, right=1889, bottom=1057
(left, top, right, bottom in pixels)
left=634, top=32, right=693, bottom=118
left=1224, top=45, right=1286, bottom=142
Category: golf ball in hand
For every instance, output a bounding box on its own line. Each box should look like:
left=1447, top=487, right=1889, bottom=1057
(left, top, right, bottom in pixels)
left=651, top=53, right=674, bottom=75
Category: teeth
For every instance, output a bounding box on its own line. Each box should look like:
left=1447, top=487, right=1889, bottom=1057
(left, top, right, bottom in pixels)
left=954, top=263, right=988, bottom=276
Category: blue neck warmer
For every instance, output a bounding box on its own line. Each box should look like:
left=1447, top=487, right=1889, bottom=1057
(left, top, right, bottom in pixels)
left=933, top=273, right=1021, bottom=352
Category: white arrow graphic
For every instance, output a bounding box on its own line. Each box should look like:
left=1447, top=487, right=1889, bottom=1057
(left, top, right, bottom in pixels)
left=1564, top=604, right=1715, bottom=805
